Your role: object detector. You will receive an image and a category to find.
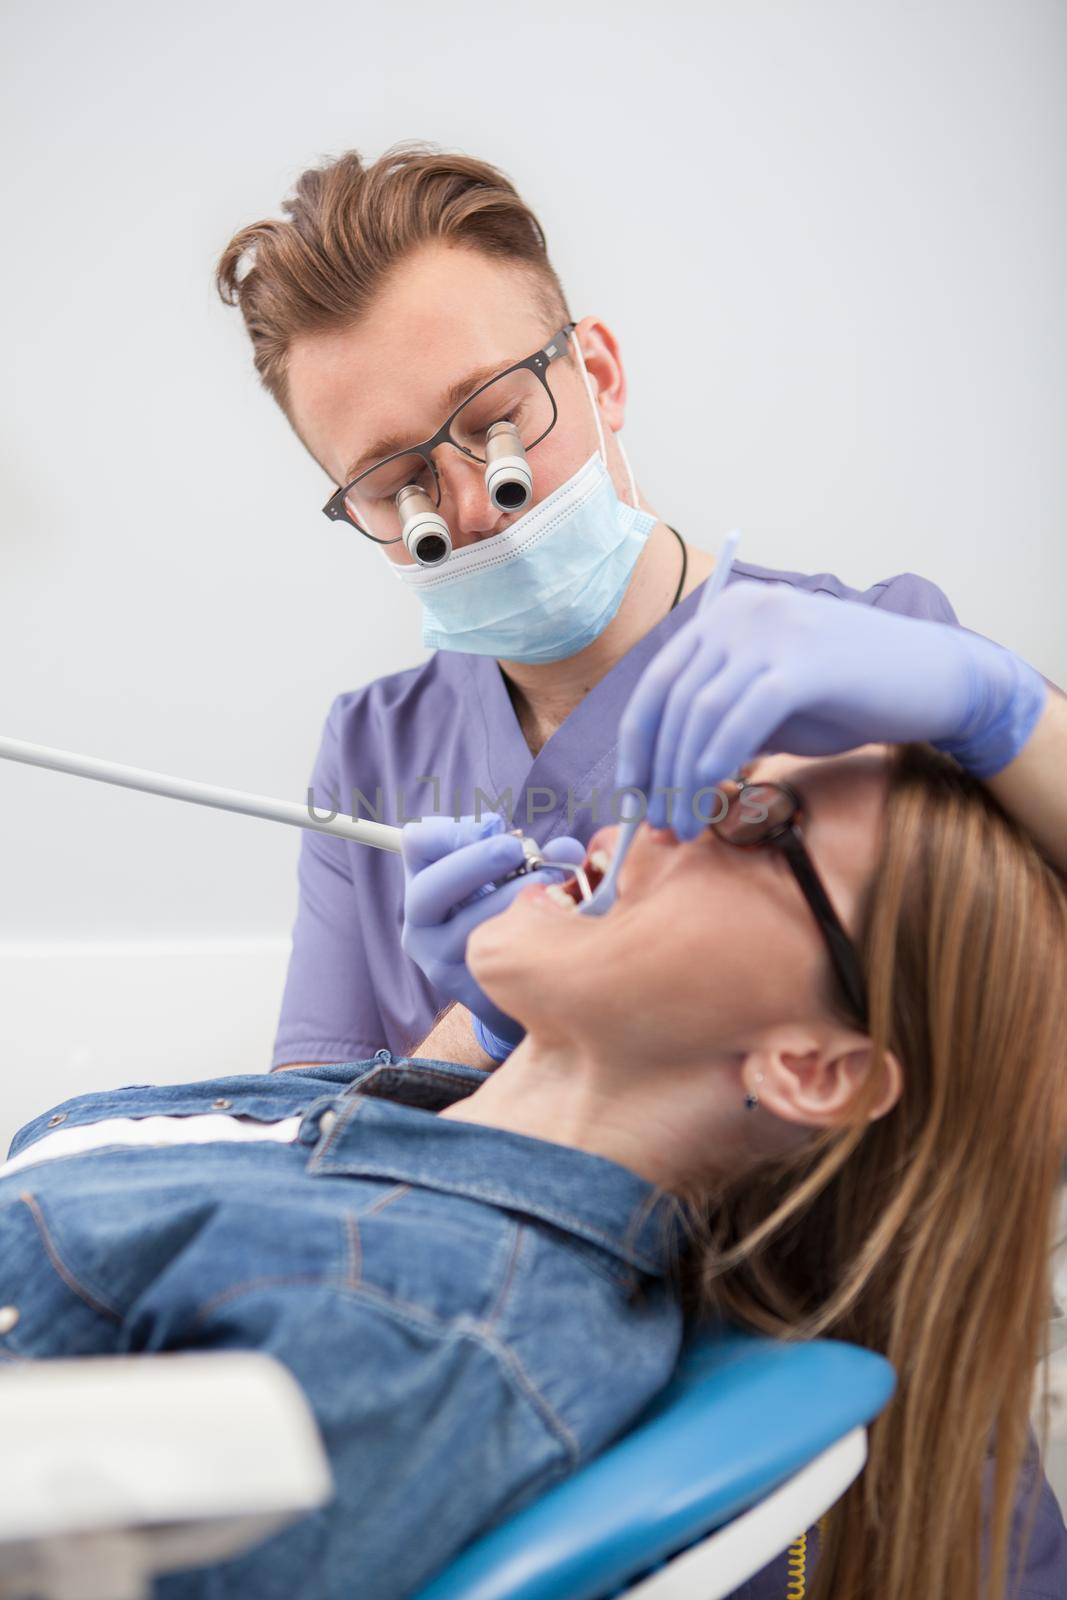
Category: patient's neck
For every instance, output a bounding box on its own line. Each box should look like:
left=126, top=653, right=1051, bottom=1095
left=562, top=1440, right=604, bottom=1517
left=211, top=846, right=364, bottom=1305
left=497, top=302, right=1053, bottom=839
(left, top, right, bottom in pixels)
left=438, top=1028, right=752, bottom=1192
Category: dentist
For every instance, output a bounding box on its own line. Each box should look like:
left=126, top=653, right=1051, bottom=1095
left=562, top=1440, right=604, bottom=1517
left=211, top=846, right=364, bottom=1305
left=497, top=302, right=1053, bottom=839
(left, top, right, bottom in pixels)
left=214, top=143, right=1064, bottom=1076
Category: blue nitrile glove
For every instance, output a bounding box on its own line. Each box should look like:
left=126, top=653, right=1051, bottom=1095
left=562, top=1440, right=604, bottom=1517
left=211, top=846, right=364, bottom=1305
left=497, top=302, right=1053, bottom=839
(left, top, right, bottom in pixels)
left=400, top=812, right=585, bottom=1058
left=616, top=582, right=1049, bottom=842
left=470, top=1014, right=521, bottom=1064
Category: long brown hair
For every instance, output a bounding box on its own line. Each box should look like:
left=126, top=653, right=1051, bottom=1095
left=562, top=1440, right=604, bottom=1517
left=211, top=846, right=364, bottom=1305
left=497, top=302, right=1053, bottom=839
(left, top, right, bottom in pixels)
left=215, top=142, right=571, bottom=420
left=676, top=742, right=1067, bottom=1599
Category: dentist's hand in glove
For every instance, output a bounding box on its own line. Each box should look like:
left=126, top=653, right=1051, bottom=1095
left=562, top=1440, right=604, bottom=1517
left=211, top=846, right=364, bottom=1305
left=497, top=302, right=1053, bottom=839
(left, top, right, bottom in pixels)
left=401, top=812, right=585, bottom=1058
left=616, top=582, right=1049, bottom=841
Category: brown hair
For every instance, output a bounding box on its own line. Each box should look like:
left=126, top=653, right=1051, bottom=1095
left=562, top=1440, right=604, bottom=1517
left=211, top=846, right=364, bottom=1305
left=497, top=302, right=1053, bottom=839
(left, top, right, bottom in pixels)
left=215, top=142, right=571, bottom=421
left=676, top=742, right=1067, bottom=1600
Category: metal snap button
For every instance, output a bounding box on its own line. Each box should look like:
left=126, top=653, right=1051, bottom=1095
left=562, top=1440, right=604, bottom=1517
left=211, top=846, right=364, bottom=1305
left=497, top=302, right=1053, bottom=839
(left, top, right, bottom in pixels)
left=46, top=1113, right=67, bottom=1128
left=318, top=1109, right=338, bottom=1138
left=375, top=1049, right=392, bottom=1064
left=211, top=1098, right=233, bottom=1110
left=0, top=1306, right=19, bottom=1335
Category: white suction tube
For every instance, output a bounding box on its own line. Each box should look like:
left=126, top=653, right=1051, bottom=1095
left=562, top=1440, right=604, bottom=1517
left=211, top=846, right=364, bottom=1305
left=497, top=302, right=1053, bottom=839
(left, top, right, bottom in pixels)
left=0, top=734, right=404, bottom=853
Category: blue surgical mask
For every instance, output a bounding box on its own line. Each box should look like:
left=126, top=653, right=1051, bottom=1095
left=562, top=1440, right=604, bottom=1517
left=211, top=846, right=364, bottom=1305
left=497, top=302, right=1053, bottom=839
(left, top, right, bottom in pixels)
left=383, top=343, right=657, bottom=664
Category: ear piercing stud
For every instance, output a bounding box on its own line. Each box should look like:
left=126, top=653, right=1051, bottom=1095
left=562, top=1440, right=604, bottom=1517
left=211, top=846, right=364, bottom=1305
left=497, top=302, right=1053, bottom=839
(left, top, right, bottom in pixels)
left=744, top=1071, right=764, bottom=1111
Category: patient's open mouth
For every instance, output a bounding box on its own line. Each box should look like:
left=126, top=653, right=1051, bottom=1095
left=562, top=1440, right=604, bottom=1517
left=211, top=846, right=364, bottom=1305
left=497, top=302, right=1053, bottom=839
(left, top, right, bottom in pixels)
left=545, top=847, right=611, bottom=910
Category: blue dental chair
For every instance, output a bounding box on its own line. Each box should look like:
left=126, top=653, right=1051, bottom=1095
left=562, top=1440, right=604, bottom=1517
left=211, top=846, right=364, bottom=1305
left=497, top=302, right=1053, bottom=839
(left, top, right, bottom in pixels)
left=0, top=1327, right=894, bottom=1600
left=416, top=1326, right=895, bottom=1600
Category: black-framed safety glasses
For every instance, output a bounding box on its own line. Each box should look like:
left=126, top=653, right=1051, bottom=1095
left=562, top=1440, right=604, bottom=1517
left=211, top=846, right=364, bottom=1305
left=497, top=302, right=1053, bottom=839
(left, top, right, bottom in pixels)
left=711, top=780, right=869, bottom=1028
left=322, top=322, right=577, bottom=546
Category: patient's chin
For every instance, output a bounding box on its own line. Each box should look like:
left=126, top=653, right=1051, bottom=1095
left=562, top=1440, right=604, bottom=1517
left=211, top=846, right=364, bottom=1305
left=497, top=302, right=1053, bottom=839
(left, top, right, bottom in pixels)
left=468, top=897, right=548, bottom=1021
left=467, top=917, right=518, bottom=1005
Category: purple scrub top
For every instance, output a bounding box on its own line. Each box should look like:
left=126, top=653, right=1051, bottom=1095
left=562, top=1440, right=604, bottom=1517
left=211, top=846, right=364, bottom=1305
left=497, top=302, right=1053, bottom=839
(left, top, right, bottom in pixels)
left=271, top=559, right=957, bottom=1069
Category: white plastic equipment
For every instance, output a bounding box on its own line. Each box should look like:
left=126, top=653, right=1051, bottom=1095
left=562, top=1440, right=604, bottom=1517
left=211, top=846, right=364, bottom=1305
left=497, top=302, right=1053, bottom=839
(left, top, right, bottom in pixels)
left=0, top=1352, right=332, bottom=1600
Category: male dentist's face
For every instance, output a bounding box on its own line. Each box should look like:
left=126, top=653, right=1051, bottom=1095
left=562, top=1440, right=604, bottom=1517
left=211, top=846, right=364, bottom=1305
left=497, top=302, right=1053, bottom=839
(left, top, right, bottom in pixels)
left=286, top=242, right=631, bottom=564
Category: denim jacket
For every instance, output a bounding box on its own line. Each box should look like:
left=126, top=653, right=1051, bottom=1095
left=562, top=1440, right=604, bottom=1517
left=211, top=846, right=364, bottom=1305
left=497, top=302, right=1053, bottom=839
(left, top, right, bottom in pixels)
left=2, top=1053, right=1065, bottom=1599
left=0, top=1053, right=686, bottom=1598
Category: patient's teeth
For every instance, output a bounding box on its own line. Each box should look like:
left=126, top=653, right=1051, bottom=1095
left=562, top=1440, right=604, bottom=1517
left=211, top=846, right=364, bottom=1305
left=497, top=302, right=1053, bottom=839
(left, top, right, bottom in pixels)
left=544, top=884, right=577, bottom=910
left=589, top=849, right=611, bottom=874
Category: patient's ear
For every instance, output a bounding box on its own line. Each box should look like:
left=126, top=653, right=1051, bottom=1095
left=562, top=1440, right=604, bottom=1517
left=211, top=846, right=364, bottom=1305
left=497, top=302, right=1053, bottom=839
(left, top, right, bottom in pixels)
left=741, top=1027, right=902, bottom=1128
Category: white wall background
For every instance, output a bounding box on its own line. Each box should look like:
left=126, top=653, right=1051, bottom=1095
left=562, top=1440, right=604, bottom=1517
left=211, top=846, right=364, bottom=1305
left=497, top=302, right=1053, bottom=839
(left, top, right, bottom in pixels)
left=1, top=0, right=1064, bottom=1147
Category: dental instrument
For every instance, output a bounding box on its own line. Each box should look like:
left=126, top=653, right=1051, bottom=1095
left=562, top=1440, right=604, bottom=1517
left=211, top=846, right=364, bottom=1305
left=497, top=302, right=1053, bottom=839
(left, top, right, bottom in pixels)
left=0, top=734, right=590, bottom=900
left=578, top=528, right=742, bottom=918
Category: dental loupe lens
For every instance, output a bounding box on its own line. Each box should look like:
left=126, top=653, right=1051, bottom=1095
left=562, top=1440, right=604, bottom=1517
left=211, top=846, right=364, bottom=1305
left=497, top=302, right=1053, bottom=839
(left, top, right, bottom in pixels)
left=415, top=532, right=449, bottom=565
left=493, top=480, right=528, bottom=511
left=395, top=483, right=452, bottom=567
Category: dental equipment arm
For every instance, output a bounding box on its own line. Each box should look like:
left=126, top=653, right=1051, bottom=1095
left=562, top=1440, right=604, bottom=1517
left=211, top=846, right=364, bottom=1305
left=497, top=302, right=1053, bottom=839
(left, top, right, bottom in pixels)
left=0, top=1353, right=332, bottom=1600
left=0, top=733, right=404, bottom=849
left=0, top=734, right=573, bottom=891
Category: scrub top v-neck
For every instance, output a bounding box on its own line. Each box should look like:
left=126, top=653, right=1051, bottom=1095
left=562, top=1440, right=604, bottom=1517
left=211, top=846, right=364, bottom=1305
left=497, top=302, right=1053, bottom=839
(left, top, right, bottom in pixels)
left=271, top=558, right=956, bottom=1067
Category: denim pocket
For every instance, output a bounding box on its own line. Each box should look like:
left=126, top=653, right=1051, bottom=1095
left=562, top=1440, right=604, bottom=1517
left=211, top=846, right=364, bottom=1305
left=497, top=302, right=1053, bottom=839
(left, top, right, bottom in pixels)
left=0, top=1190, right=121, bottom=1362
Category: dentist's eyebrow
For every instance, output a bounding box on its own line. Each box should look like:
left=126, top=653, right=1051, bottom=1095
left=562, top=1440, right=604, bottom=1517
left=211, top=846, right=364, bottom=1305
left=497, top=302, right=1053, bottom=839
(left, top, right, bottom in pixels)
left=340, top=356, right=516, bottom=484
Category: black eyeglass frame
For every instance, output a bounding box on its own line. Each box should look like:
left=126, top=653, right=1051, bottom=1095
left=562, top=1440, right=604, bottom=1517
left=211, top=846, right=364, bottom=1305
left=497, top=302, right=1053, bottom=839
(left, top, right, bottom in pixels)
left=322, top=322, right=578, bottom=543
left=713, top=780, right=870, bottom=1028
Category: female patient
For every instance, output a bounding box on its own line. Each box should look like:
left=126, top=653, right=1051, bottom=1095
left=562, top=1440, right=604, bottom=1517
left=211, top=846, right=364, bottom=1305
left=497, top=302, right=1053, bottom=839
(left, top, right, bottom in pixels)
left=1, top=742, right=1065, bottom=1600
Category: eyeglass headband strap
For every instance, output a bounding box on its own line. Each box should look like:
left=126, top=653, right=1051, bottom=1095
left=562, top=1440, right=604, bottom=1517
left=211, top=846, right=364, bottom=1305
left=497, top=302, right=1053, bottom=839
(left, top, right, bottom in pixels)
left=777, top=830, right=870, bottom=1024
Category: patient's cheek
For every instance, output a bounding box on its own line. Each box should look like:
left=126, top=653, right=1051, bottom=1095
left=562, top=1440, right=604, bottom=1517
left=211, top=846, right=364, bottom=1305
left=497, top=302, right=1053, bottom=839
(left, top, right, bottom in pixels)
left=645, top=894, right=817, bottom=1029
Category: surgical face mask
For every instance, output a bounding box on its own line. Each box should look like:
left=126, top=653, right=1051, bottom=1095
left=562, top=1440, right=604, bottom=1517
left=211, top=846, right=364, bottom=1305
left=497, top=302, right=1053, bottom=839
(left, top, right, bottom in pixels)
left=382, top=340, right=657, bottom=664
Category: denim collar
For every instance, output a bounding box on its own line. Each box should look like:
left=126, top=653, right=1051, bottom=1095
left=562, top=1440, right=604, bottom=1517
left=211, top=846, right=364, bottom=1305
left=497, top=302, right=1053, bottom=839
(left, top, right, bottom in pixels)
left=10, top=1051, right=687, bottom=1279
left=312, top=1056, right=686, bottom=1280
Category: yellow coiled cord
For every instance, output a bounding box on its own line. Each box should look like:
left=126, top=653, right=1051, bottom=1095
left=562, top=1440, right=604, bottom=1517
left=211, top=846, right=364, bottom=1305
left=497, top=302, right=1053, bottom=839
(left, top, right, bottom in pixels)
left=784, top=1514, right=829, bottom=1598
left=785, top=1529, right=808, bottom=1597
